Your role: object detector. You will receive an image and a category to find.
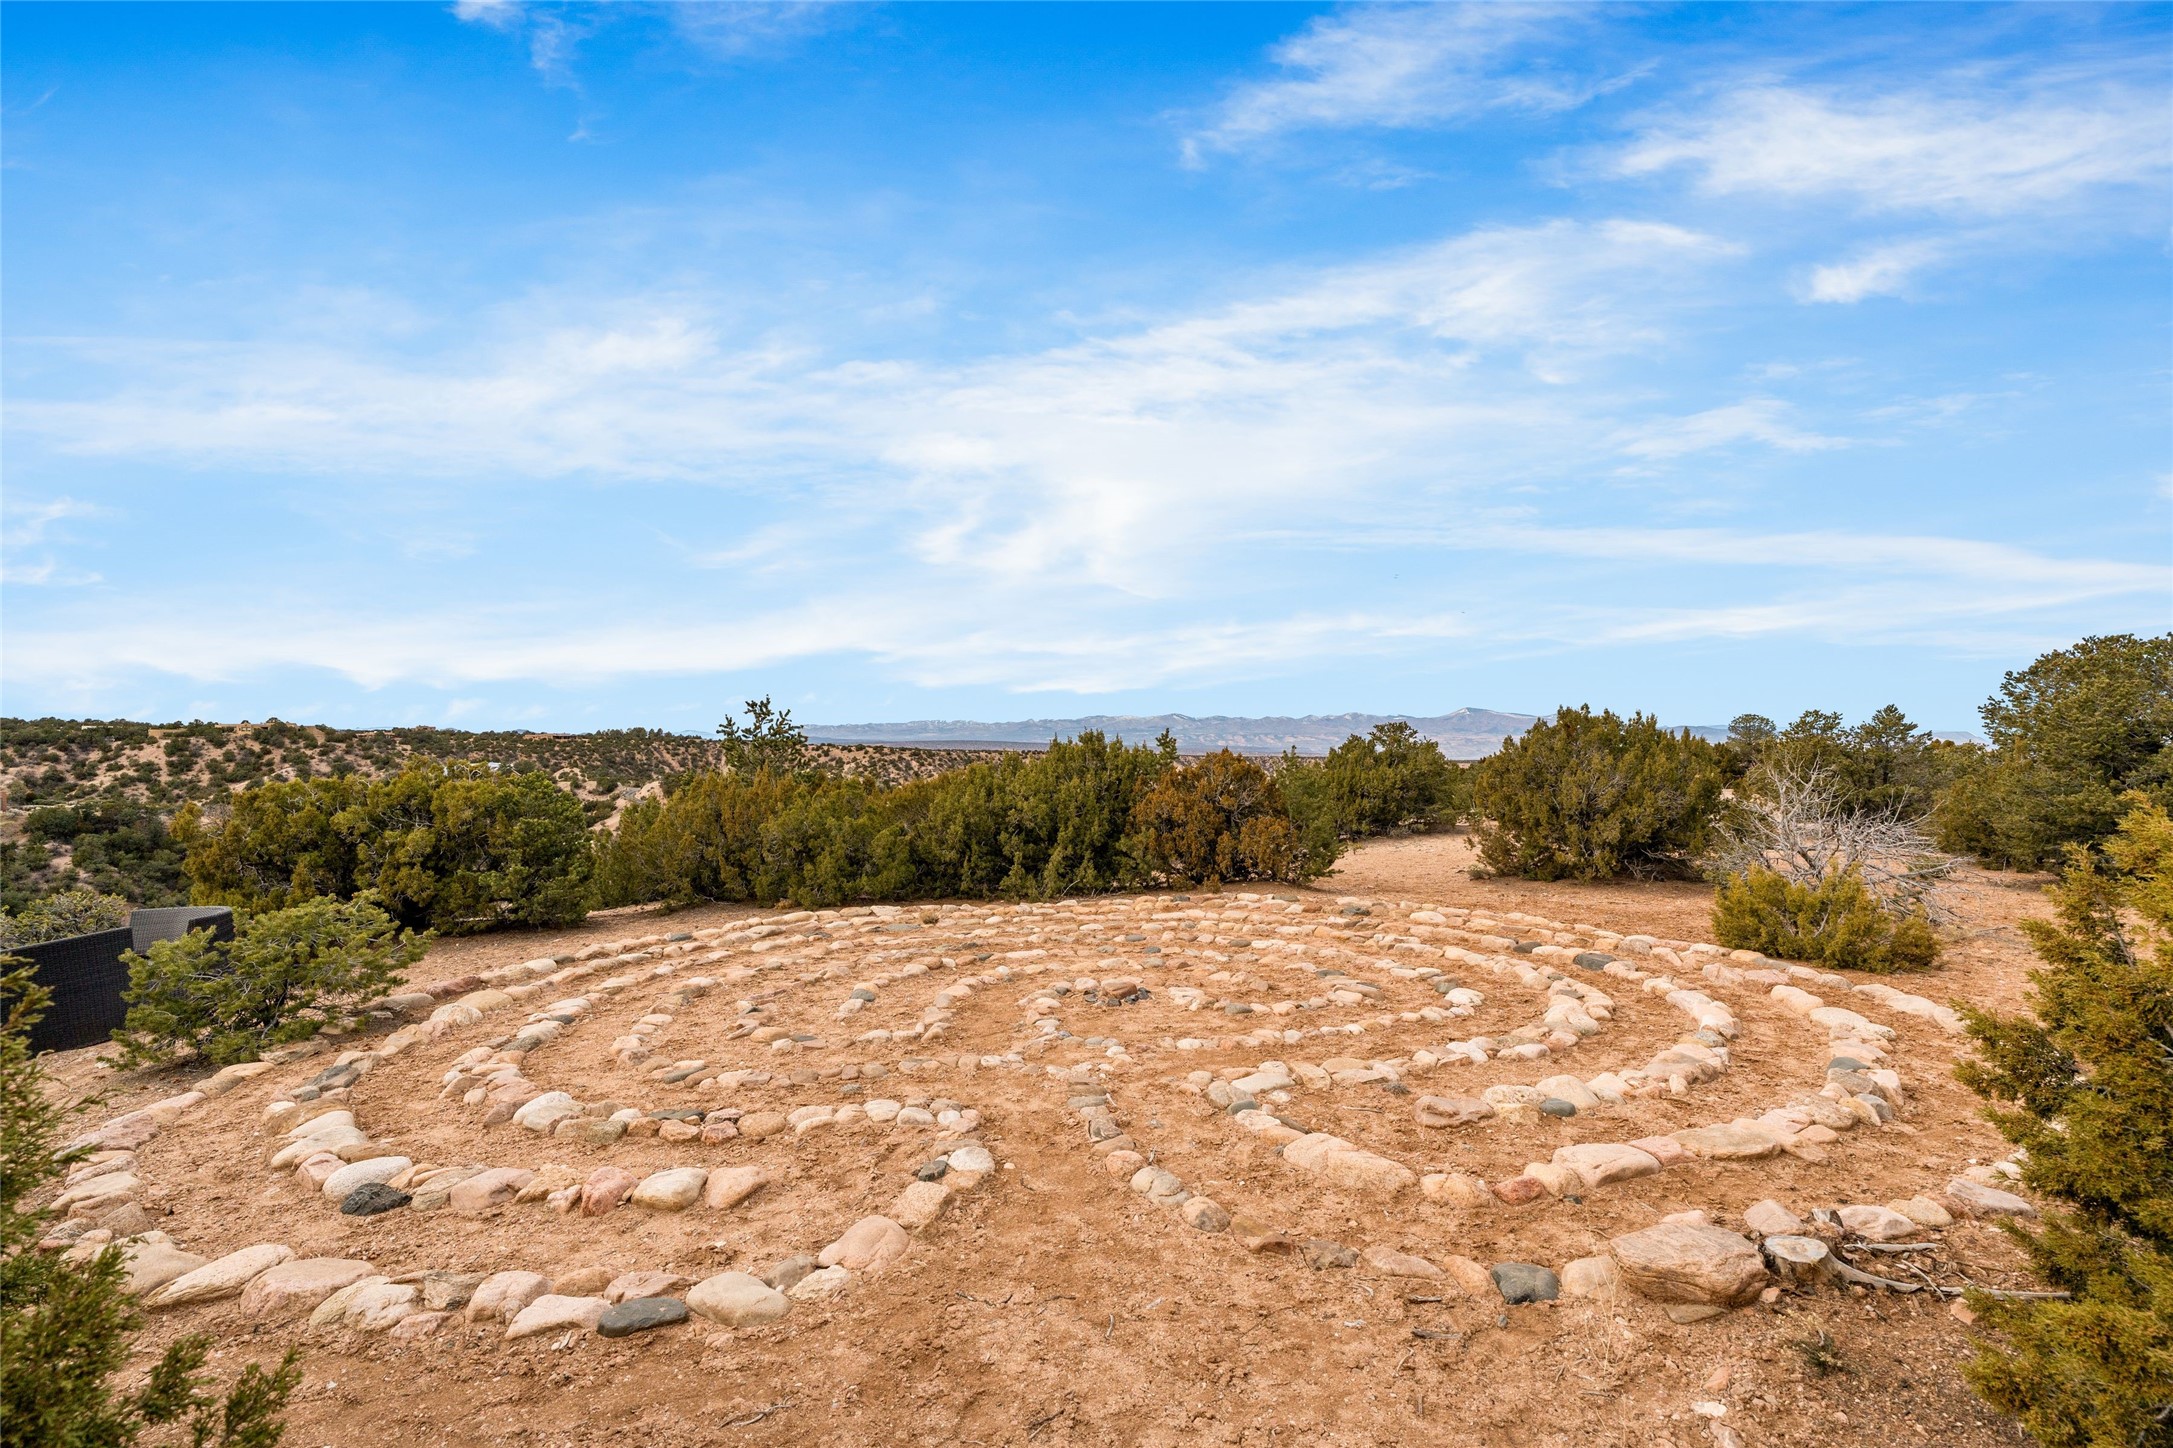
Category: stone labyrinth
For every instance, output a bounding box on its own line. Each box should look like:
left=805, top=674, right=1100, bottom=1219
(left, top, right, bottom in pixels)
left=51, top=892, right=2041, bottom=1345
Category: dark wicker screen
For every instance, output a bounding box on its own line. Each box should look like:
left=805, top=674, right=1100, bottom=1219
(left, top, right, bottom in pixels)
left=9, top=928, right=135, bottom=1055
left=2, top=908, right=235, bottom=1055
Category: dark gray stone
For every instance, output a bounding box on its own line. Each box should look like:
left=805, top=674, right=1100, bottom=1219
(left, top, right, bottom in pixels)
left=916, top=1158, right=951, bottom=1182
left=1540, top=1098, right=1578, bottom=1117
left=1573, top=951, right=1614, bottom=971
left=339, top=1182, right=411, bottom=1217
left=597, top=1296, right=688, bottom=1337
left=1491, top=1263, right=1560, bottom=1304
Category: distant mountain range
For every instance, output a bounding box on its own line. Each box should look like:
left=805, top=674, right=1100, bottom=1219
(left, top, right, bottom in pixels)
left=804, top=709, right=1736, bottom=758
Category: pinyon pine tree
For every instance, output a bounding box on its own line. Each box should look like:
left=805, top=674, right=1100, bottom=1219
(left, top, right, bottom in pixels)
left=1957, top=797, right=2173, bottom=1446
left=0, top=968, right=301, bottom=1446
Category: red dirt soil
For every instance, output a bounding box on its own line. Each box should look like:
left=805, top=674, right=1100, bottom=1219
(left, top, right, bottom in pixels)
left=35, top=832, right=2062, bottom=1448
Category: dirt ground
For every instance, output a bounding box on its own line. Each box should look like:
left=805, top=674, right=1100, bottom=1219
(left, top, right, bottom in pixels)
left=38, top=831, right=2064, bottom=1448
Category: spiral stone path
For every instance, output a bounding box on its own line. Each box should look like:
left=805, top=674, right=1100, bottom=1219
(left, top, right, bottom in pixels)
left=45, top=891, right=2039, bottom=1356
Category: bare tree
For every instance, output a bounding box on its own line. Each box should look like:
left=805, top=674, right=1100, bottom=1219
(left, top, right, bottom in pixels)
left=1716, top=764, right=1963, bottom=925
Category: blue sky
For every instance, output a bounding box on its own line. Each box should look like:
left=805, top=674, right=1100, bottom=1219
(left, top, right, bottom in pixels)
left=3, top=2, right=2167, bottom=734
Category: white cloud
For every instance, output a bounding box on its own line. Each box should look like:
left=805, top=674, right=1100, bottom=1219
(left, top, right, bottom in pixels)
left=1185, top=3, right=1611, bottom=159
left=1799, top=238, right=1948, bottom=304
left=2, top=496, right=106, bottom=587
left=6, top=217, right=1736, bottom=598
left=1615, top=76, right=2170, bottom=217
left=1616, top=399, right=1850, bottom=460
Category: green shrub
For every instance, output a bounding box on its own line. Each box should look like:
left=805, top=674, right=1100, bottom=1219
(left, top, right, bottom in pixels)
left=1469, top=707, right=1723, bottom=880
left=1129, top=750, right=1313, bottom=886
left=1280, top=722, right=1463, bottom=851
left=180, top=761, right=590, bottom=934
left=0, top=888, right=132, bottom=949
left=1955, top=797, right=2173, bottom=1446
left=113, top=897, right=425, bottom=1066
left=1711, top=864, right=1939, bottom=972
left=593, top=731, right=1327, bottom=907
left=1935, top=634, right=2173, bottom=869
left=0, top=968, right=300, bottom=1446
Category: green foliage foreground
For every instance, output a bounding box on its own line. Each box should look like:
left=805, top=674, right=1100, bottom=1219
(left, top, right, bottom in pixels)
left=1957, top=798, right=2173, bottom=1446
left=0, top=969, right=300, bottom=1446
left=114, top=897, right=426, bottom=1067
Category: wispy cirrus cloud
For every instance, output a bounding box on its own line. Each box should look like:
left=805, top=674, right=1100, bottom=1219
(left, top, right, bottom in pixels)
left=1798, top=238, right=1949, bottom=304
left=1183, top=3, right=1618, bottom=161
left=1, top=495, right=106, bottom=587
left=1613, top=72, right=2170, bottom=217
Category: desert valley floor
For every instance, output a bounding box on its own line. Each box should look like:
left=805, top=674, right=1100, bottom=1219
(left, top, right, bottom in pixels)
left=40, top=832, right=2057, bottom=1448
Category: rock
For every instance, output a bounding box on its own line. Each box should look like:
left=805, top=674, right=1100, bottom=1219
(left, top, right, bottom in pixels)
left=687, top=1271, right=790, bottom=1327
left=1539, top=1098, right=1578, bottom=1118
left=580, top=1167, right=641, bottom=1217
left=120, top=1242, right=208, bottom=1297
left=1439, top=1255, right=1495, bottom=1296
left=604, top=1271, right=692, bottom=1304
left=148, top=1244, right=294, bottom=1308
left=1627, top=1135, right=1692, bottom=1169
left=631, top=1167, right=708, bottom=1211
left=1670, top=1124, right=1784, bottom=1161
left=552, top=1266, right=612, bottom=1297
left=320, top=1156, right=412, bottom=1203
left=1560, top=1255, right=1619, bottom=1299
left=339, top=1182, right=412, bottom=1217
left=1947, top=1178, right=2038, bottom=1218
left=1302, top=1239, right=1358, bottom=1270
left=511, top=1091, right=578, bottom=1130
left=329, top=1280, right=420, bottom=1331
left=1281, top=1134, right=1416, bottom=1196
left=1414, top=1095, right=1494, bottom=1128
left=1741, top=1199, right=1805, bottom=1236
left=1535, top=1075, right=1600, bottom=1110
left=239, top=1258, right=377, bottom=1320
left=1179, top=1196, right=1232, bottom=1233
left=1228, top=1218, right=1295, bottom=1254
left=891, top=1180, right=952, bottom=1230
left=597, top=1296, right=688, bottom=1337
left=1491, top=1263, right=1560, bottom=1304
left=762, top=1255, right=819, bottom=1291
left=1551, top=1143, right=1662, bottom=1189
left=506, top=1294, right=609, bottom=1339
left=819, top=1216, right=909, bottom=1274
left=948, top=1144, right=996, bottom=1174
left=514, top=1164, right=581, bottom=1204
left=466, top=1271, right=551, bottom=1323
left=1894, top=1195, right=1954, bottom=1229
left=1665, top=1302, right=1728, bottom=1324
left=1838, top=1205, right=1921, bottom=1242
left=787, top=1265, right=851, bottom=1300
left=555, top=1117, right=627, bottom=1146
left=413, top=1271, right=486, bottom=1311
left=388, top=1309, right=451, bottom=1340
left=737, top=1111, right=789, bottom=1139
left=1360, top=1246, right=1440, bottom=1278
left=1490, top=1176, right=1548, bottom=1206
left=1420, top=1171, right=1494, bottom=1208
left=1607, top=1224, right=1770, bottom=1306
left=449, top=1168, right=534, bottom=1215
left=704, top=1165, right=772, bottom=1210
